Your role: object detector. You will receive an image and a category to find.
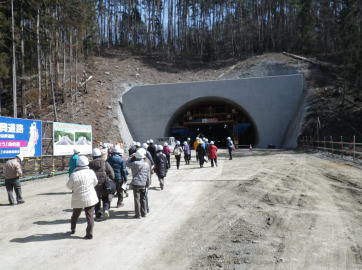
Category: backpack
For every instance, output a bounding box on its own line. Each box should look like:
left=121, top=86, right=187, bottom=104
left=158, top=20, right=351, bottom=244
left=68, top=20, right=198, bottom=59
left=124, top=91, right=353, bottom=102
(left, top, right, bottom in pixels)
left=174, top=147, right=181, bottom=156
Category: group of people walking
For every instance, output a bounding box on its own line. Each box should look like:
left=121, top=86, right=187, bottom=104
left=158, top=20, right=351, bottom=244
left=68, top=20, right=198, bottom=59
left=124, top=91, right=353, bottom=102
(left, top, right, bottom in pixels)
left=3, top=136, right=235, bottom=240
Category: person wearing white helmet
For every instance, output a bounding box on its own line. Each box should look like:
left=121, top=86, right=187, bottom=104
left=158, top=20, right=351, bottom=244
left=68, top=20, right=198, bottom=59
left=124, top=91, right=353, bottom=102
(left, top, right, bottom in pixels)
left=128, top=141, right=137, bottom=156
left=173, top=141, right=183, bottom=169
left=127, top=148, right=150, bottom=218
left=226, top=137, right=235, bottom=160
left=193, top=137, right=201, bottom=162
left=208, top=141, right=218, bottom=167
left=147, top=139, right=157, bottom=162
left=107, top=145, right=128, bottom=208
left=163, top=142, right=172, bottom=169
left=4, top=154, right=25, bottom=205
left=196, top=139, right=207, bottom=168
left=89, top=148, right=115, bottom=220
left=68, top=148, right=80, bottom=176
left=66, top=156, right=98, bottom=239
left=183, top=141, right=191, bottom=165
left=154, top=145, right=168, bottom=190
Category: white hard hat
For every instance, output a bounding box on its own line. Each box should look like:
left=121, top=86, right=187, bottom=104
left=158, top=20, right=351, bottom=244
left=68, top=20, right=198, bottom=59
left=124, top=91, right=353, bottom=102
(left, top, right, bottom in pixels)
left=16, top=154, right=24, bottom=162
left=142, top=143, right=148, bottom=149
left=77, top=155, right=89, bottom=167
left=199, top=139, right=204, bottom=144
left=227, top=137, right=231, bottom=140
left=183, top=141, right=187, bottom=145
left=149, top=139, right=154, bottom=143
left=196, top=137, right=199, bottom=140
left=113, top=145, right=122, bottom=154
left=146, top=140, right=150, bottom=144
left=157, top=145, right=163, bottom=151
left=205, top=138, right=209, bottom=142
left=73, top=148, right=80, bottom=154
left=176, top=141, right=180, bottom=145
left=210, top=141, right=214, bottom=145
left=132, top=141, right=136, bottom=146
left=92, top=148, right=102, bottom=157
left=135, top=148, right=146, bottom=159
left=187, top=137, right=191, bottom=140
left=164, top=142, right=168, bottom=146
left=136, top=142, right=141, bottom=147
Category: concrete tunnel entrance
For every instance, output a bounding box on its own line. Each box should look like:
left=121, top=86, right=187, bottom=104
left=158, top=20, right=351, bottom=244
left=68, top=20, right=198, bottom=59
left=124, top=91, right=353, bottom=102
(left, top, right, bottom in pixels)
left=166, top=97, right=258, bottom=148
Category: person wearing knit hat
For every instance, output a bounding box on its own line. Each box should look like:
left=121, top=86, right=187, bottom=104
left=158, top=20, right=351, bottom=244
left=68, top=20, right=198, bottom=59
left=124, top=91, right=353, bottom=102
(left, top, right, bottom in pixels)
left=66, top=156, right=98, bottom=239
left=126, top=148, right=150, bottom=218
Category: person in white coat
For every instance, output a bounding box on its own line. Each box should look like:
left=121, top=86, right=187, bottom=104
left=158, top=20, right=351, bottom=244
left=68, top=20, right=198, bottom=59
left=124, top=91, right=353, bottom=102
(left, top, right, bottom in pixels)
left=66, top=156, right=98, bottom=239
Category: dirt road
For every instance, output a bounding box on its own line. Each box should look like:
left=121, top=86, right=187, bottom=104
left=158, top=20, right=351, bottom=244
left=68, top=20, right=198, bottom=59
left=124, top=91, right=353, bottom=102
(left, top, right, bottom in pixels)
left=1, top=150, right=362, bottom=270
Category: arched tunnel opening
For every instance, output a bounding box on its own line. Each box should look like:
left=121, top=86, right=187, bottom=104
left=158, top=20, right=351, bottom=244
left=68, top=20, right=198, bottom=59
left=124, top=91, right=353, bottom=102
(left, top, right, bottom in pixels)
left=167, top=98, right=258, bottom=148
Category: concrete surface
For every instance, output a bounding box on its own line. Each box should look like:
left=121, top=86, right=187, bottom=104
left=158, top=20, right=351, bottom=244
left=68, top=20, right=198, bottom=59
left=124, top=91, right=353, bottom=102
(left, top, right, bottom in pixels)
left=122, top=75, right=304, bottom=148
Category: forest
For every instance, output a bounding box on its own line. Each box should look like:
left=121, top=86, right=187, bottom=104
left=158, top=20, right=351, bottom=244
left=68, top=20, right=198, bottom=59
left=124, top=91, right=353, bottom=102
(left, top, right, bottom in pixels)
left=0, top=0, right=361, bottom=118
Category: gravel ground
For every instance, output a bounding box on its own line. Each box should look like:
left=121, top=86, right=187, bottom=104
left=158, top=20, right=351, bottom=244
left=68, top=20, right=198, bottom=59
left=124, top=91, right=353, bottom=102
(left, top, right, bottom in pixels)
left=1, top=150, right=362, bottom=270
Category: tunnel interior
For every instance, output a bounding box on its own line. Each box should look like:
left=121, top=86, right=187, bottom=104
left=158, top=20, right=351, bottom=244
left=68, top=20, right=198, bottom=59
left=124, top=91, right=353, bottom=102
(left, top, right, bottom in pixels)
left=167, top=98, right=258, bottom=148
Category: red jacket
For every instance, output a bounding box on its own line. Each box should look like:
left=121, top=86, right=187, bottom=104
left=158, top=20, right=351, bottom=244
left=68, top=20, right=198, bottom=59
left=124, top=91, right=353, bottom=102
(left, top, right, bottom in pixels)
left=208, top=145, right=218, bottom=159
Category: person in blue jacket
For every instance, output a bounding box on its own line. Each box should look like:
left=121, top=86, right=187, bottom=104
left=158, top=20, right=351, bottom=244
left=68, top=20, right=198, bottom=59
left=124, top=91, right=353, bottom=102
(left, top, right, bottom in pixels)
left=68, top=149, right=80, bottom=175
left=107, top=145, right=128, bottom=208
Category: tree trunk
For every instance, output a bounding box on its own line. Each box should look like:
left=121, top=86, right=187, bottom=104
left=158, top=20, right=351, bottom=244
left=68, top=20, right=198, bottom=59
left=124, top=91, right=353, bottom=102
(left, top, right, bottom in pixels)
left=49, top=54, right=58, bottom=121
left=20, top=15, right=25, bottom=116
left=37, top=8, right=42, bottom=110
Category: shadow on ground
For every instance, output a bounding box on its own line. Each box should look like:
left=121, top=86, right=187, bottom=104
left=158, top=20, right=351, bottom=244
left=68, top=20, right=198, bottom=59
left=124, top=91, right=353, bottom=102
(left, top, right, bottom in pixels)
left=10, top=232, right=83, bottom=243
left=34, top=218, right=86, bottom=225
left=37, top=192, right=71, bottom=196
left=111, top=210, right=136, bottom=220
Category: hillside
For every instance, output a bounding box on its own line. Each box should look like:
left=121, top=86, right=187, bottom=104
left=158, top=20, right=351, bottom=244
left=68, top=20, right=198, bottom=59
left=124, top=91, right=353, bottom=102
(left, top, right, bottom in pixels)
left=43, top=50, right=360, bottom=145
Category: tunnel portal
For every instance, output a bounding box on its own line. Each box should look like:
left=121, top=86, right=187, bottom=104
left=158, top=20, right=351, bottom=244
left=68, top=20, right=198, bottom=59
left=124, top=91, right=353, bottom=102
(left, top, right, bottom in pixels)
left=168, top=98, right=258, bottom=147
left=121, top=75, right=304, bottom=148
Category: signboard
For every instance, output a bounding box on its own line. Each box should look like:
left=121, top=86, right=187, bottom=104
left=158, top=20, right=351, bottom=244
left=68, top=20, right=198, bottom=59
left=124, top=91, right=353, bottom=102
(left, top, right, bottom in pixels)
left=53, top=122, right=92, bottom=156
left=0, top=116, right=42, bottom=158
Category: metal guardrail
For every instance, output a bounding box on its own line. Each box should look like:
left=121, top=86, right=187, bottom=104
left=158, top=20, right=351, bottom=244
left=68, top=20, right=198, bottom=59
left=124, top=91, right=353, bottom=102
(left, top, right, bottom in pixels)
left=300, top=136, right=362, bottom=160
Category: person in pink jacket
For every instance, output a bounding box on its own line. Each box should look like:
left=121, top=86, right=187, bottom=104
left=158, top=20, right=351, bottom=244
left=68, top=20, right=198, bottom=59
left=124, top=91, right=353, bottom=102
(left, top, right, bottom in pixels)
left=163, top=142, right=172, bottom=169
left=66, top=156, right=98, bottom=239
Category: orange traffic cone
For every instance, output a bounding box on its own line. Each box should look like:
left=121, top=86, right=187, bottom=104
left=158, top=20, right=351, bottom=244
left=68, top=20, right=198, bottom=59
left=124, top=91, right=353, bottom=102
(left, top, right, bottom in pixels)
left=249, top=144, right=253, bottom=151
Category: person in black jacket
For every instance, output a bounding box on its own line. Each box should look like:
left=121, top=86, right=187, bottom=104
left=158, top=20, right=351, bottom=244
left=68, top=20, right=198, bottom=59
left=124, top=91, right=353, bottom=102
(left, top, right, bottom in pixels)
left=128, top=142, right=137, bottom=156
left=154, top=145, right=168, bottom=190
left=147, top=139, right=157, bottom=161
left=89, top=148, right=115, bottom=220
left=107, top=146, right=127, bottom=208
left=196, top=140, right=207, bottom=168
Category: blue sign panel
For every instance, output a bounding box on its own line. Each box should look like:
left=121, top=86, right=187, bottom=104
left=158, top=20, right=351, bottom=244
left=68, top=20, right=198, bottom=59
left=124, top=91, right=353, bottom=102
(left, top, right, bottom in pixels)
left=0, top=117, right=42, bottom=158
